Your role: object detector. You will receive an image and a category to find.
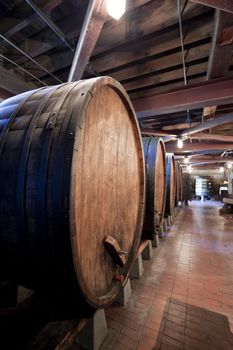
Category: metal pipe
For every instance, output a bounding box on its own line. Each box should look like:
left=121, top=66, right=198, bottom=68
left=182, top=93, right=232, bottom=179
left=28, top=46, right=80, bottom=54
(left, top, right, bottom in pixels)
left=0, top=34, right=63, bottom=84
left=177, top=0, right=187, bottom=86
left=25, top=0, right=75, bottom=51
left=0, top=53, right=47, bottom=86
left=177, top=0, right=191, bottom=128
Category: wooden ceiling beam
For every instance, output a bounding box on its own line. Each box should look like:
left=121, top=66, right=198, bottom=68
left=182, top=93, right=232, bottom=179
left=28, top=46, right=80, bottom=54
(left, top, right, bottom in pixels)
left=68, top=0, right=107, bottom=81
left=134, top=77, right=233, bottom=118
left=165, top=141, right=233, bottom=153
left=140, top=128, right=178, bottom=137
left=190, top=133, right=233, bottom=142
left=181, top=155, right=233, bottom=162
left=190, top=0, right=233, bottom=14
left=180, top=112, right=233, bottom=136
left=162, top=122, right=200, bottom=131
left=207, top=10, right=233, bottom=79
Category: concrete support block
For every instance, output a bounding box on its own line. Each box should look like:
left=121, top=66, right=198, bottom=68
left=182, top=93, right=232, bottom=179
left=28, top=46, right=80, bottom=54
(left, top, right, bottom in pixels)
left=130, top=253, right=144, bottom=278
left=169, top=215, right=173, bottom=225
left=157, top=226, right=164, bottom=239
left=141, top=241, right=153, bottom=260
left=163, top=220, right=167, bottom=232
left=116, top=278, right=132, bottom=306
left=165, top=217, right=170, bottom=227
left=77, top=309, right=108, bottom=350
left=152, top=234, right=159, bottom=247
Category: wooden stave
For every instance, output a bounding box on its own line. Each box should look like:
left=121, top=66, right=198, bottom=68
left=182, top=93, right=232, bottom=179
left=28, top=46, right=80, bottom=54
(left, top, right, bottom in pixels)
left=142, top=136, right=166, bottom=240
left=164, top=153, right=176, bottom=217
left=0, top=77, right=145, bottom=309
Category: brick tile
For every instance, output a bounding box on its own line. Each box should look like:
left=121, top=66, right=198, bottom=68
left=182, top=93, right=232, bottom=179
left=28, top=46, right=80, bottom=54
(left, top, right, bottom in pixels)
left=117, top=333, right=138, bottom=349
left=161, top=335, right=184, bottom=350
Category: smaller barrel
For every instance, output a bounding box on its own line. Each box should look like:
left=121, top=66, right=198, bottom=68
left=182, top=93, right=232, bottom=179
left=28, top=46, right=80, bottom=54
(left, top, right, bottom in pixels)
left=142, top=136, right=166, bottom=240
left=164, top=153, right=176, bottom=217
left=183, top=173, right=192, bottom=204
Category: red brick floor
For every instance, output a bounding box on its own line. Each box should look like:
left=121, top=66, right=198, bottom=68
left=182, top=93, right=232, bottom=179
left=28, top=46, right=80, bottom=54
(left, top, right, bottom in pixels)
left=100, top=201, right=233, bottom=350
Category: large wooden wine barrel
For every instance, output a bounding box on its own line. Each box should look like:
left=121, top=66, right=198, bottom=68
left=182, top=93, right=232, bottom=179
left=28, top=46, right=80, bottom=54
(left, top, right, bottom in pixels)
left=164, top=153, right=176, bottom=217
left=175, top=161, right=183, bottom=205
left=0, top=77, right=145, bottom=309
left=142, top=137, right=166, bottom=240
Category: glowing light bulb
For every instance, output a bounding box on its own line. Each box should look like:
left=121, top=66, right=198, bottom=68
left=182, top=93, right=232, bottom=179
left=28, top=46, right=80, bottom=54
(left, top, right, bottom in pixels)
left=220, top=167, right=224, bottom=173
left=184, top=156, right=189, bottom=164
left=187, top=165, right=192, bottom=172
left=227, top=162, right=232, bottom=169
left=106, top=0, right=126, bottom=20
left=177, top=138, right=183, bottom=149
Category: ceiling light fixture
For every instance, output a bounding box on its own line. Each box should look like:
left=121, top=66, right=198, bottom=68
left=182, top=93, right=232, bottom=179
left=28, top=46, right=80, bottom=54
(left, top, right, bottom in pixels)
left=106, top=0, right=126, bottom=20
left=184, top=156, right=189, bottom=164
left=177, top=138, right=183, bottom=149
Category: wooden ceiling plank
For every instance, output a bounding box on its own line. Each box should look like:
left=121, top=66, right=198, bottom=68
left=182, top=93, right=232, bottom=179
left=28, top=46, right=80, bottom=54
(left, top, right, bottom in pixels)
left=0, top=66, right=37, bottom=94
left=0, top=0, right=62, bottom=38
left=124, top=62, right=208, bottom=92
left=3, top=7, right=88, bottom=67
left=94, top=0, right=209, bottom=55
left=91, top=13, right=213, bottom=73
left=109, top=42, right=210, bottom=82
left=22, top=39, right=211, bottom=82
left=190, top=0, right=233, bottom=14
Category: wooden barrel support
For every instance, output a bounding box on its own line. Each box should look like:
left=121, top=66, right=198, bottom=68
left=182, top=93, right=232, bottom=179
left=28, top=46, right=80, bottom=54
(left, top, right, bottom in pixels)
left=164, top=153, right=175, bottom=217
left=0, top=77, right=145, bottom=310
left=142, top=137, right=166, bottom=240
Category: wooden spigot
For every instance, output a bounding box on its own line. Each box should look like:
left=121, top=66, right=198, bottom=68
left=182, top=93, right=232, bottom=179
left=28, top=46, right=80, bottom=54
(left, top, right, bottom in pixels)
left=104, top=236, right=127, bottom=268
